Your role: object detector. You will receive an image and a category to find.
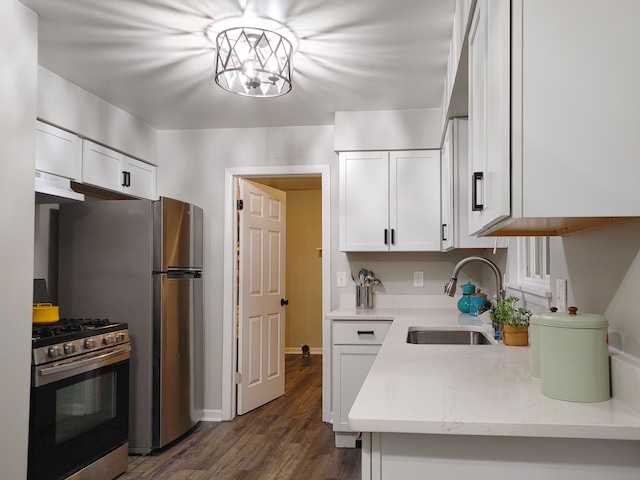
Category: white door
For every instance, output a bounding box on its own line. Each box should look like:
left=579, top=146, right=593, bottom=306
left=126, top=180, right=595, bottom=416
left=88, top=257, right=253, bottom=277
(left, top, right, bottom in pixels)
left=237, top=179, right=287, bottom=415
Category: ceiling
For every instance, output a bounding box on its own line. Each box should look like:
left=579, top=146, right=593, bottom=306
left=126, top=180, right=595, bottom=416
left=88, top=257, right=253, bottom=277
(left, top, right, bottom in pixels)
left=21, top=0, right=456, bottom=131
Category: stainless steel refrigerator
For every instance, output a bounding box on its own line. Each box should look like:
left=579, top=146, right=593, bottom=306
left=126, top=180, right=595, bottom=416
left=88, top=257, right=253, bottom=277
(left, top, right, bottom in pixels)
left=58, top=197, right=203, bottom=454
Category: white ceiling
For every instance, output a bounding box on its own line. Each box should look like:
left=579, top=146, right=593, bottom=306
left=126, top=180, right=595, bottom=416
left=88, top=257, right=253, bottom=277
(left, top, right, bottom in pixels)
left=21, top=0, right=456, bottom=130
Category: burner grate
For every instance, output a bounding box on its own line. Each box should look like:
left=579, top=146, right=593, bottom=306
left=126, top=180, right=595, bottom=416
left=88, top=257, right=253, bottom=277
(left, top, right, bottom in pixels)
left=32, top=318, right=114, bottom=341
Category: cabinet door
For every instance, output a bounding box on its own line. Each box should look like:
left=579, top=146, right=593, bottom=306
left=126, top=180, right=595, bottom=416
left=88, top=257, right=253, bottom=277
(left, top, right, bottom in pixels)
left=390, top=151, right=441, bottom=251
left=35, top=121, right=81, bottom=180
left=339, top=152, right=389, bottom=251
left=468, top=0, right=510, bottom=235
left=82, top=140, right=124, bottom=192
left=332, top=344, right=380, bottom=432
left=441, top=123, right=454, bottom=251
left=124, top=156, right=157, bottom=200
left=454, top=118, right=506, bottom=248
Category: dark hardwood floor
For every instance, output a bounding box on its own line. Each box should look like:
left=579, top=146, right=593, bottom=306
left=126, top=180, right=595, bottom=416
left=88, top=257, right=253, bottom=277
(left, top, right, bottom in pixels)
left=120, top=354, right=361, bottom=480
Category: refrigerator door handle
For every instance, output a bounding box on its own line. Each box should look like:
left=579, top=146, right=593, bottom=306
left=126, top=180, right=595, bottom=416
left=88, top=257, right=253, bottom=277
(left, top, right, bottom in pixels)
left=153, top=270, right=202, bottom=279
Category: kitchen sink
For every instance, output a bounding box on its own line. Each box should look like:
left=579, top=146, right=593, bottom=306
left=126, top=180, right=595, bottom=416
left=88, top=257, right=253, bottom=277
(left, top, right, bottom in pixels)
left=406, top=328, right=493, bottom=345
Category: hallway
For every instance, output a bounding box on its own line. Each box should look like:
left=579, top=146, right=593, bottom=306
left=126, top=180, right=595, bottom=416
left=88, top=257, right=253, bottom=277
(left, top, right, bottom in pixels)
left=121, top=355, right=361, bottom=479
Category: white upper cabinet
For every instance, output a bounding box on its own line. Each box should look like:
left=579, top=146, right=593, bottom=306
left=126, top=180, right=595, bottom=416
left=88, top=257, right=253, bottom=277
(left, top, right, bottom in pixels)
left=467, top=0, right=510, bottom=235
left=447, top=118, right=507, bottom=249
left=82, top=139, right=157, bottom=200
left=468, top=0, right=640, bottom=236
left=440, top=125, right=455, bottom=251
left=339, top=151, right=441, bottom=252
left=122, top=156, right=156, bottom=200
left=35, top=121, right=82, bottom=180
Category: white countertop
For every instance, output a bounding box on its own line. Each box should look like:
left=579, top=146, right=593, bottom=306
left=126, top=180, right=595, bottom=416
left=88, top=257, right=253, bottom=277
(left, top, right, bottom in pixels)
left=328, top=306, right=640, bottom=441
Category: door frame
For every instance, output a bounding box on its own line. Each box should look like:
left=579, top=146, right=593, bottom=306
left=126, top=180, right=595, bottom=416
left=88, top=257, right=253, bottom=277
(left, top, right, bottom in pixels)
left=222, top=165, right=331, bottom=422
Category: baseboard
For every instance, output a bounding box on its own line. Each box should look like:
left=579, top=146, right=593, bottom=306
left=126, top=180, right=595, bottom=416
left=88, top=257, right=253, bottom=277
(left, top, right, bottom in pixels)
left=201, top=409, right=223, bottom=422
left=285, top=347, right=323, bottom=355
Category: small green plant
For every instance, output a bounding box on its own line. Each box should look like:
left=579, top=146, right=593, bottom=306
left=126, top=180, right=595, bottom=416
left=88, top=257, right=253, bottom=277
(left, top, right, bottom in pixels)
left=489, top=296, right=532, bottom=330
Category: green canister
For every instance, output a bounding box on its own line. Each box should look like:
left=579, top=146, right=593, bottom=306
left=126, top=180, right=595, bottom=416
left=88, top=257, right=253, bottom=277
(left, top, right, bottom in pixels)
left=537, top=307, right=610, bottom=402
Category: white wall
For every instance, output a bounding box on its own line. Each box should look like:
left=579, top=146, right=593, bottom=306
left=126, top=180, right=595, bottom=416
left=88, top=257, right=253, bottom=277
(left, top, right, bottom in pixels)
left=157, top=125, right=511, bottom=414
left=504, top=219, right=640, bottom=358
left=551, top=219, right=640, bottom=357
left=334, top=109, right=442, bottom=151
left=1, top=1, right=37, bottom=477
left=157, top=126, right=337, bottom=414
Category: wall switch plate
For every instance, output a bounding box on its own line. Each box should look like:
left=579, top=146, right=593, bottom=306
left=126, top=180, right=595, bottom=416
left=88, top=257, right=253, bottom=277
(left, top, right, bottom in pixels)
left=556, top=279, right=567, bottom=312
left=337, top=271, right=347, bottom=288
left=413, top=271, right=424, bottom=287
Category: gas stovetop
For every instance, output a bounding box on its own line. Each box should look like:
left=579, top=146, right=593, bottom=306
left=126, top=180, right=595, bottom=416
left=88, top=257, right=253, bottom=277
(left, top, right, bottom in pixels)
left=32, top=318, right=129, bottom=366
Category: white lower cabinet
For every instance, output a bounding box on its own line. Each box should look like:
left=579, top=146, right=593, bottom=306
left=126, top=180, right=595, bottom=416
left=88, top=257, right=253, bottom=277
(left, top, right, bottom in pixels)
left=362, top=432, right=640, bottom=480
left=332, top=320, right=391, bottom=447
left=82, top=139, right=157, bottom=200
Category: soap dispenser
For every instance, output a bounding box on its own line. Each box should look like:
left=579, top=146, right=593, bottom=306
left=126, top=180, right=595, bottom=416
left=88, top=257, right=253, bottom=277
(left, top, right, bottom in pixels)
left=457, top=281, right=476, bottom=313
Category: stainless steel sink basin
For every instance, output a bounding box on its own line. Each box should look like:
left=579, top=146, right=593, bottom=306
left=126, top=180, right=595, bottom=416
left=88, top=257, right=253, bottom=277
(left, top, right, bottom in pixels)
left=406, top=328, right=493, bottom=345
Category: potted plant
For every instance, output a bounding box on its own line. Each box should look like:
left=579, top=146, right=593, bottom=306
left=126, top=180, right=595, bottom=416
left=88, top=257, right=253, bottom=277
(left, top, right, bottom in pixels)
left=489, top=296, right=532, bottom=346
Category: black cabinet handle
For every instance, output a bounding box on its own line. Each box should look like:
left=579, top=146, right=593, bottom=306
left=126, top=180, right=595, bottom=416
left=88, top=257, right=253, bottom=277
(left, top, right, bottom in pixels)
left=384, top=229, right=389, bottom=245
left=472, top=171, right=484, bottom=211
left=391, top=229, right=395, bottom=245
left=442, top=224, right=448, bottom=241
left=122, top=171, right=131, bottom=187
left=357, top=330, right=375, bottom=335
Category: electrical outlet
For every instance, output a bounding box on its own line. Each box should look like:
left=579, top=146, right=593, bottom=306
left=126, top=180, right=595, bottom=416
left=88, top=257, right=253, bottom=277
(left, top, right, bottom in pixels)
left=556, top=279, right=567, bottom=312
left=337, top=271, right=347, bottom=288
left=413, top=271, right=424, bottom=287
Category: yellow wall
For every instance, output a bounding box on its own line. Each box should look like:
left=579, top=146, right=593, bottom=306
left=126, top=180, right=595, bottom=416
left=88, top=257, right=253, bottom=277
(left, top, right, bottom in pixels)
left=285, top=189, right=323, bottom=353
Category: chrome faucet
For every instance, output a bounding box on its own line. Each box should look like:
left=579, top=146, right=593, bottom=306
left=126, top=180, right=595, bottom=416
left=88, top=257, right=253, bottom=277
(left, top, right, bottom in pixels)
left=444, top=256, right=505, bottom=303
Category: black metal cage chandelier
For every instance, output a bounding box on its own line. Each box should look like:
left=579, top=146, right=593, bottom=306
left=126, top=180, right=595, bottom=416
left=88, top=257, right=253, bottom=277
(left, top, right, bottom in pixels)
left=215, top=26, right=293, bottom=98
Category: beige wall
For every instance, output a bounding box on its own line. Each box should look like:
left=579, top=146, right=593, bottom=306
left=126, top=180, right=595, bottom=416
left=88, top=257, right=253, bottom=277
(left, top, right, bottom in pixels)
left=285, top=189, right=323, bottom=353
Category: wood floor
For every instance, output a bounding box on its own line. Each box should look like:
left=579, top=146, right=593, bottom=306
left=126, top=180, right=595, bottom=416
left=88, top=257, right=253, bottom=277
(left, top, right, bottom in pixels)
left=120, top=355, right=361, bottom=480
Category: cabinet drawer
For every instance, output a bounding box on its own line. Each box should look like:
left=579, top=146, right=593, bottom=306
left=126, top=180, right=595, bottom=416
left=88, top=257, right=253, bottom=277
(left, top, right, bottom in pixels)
left=333, top=321, right=391, bottom=345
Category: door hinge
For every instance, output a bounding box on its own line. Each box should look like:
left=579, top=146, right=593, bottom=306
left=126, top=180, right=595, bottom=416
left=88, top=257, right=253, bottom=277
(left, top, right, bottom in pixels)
left=234, top=371, right=242, bottom=384
left=237, top=199, right=244, bottom=211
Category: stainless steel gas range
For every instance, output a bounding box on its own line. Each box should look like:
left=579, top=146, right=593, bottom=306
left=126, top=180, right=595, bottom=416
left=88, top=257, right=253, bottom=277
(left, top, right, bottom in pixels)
left=29, top=319, right=130, bottom=480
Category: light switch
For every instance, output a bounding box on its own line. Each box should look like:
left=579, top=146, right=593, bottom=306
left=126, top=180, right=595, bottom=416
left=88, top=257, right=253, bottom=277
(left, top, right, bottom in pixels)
left=337, top=271, right=347, bottom=287
left=556, top=279, right=567, bottom=312
left=413, top=271, right=424, bottom=287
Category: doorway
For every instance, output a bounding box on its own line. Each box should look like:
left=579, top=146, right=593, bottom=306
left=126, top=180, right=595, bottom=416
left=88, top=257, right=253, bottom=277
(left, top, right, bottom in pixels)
left=222, top=165, right=332, bottom=422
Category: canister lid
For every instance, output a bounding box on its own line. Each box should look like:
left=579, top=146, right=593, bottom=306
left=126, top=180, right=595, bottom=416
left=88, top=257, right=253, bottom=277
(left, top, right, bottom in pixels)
left=460, top=281, right=476, bottom=295
left=531, top=306, right=608, bottom=329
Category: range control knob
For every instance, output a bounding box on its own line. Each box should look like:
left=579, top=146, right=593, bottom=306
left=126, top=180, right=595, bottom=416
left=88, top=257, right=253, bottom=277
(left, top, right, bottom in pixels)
left=103, top=334, right=116, bottom=346
left=84, top=338, right=97, bottom=349
left=48, top=345, right=63, bottom=359
left=115, top=332, right=126, bottom=343
left=63, top=343, right=77, bottom=355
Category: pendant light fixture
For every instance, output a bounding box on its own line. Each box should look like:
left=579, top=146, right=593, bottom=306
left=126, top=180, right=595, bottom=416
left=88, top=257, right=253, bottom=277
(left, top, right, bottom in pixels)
left=215, top=25, right=293, bottom=97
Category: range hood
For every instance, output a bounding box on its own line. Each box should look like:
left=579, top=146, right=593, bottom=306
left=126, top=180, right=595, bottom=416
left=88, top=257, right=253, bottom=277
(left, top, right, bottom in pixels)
left=35, top=170, right=85, bottom=204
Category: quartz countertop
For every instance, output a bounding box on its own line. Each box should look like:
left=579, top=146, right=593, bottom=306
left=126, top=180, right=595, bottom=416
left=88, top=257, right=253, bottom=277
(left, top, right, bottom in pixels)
left=329, top=306, right=640, bottom=440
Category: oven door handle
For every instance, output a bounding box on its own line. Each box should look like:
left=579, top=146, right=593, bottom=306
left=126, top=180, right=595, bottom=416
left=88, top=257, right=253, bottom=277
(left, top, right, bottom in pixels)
left=39, top=345, right=131, bottom=377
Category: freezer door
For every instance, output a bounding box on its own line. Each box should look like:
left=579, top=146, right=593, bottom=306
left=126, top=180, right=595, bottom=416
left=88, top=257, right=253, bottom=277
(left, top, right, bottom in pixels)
left=153, top=271, right=203, bottom=449
left=154, top=197, right=203, bottom=271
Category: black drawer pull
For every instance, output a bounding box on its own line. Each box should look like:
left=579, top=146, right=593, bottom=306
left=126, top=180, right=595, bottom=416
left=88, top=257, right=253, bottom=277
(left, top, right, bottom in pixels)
left=357, top=330, right=375, bottom=335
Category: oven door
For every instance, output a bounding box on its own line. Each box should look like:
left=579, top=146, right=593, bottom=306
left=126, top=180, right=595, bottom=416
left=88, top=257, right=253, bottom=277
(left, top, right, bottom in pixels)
left=28, top=346, right=130, bottom=480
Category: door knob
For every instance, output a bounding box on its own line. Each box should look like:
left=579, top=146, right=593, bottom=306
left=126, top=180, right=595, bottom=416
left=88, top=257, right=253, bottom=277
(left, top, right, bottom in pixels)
left=281, top=298, right=289, bottom=306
